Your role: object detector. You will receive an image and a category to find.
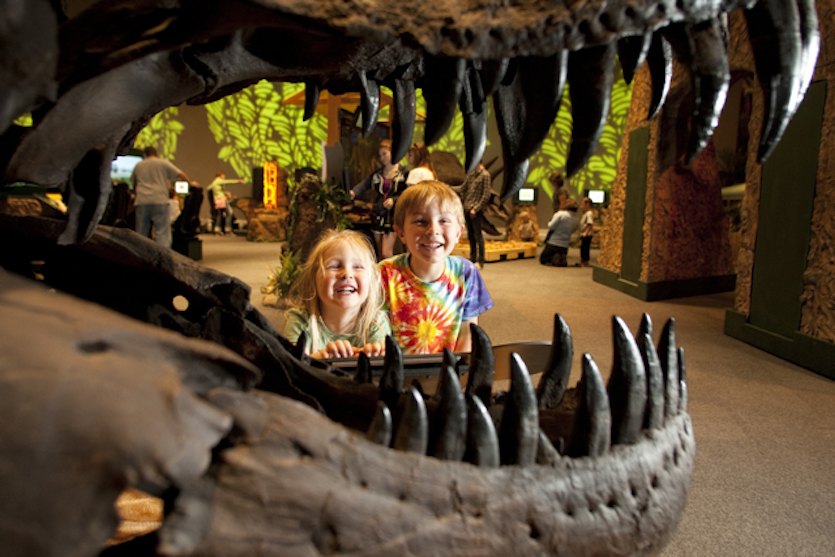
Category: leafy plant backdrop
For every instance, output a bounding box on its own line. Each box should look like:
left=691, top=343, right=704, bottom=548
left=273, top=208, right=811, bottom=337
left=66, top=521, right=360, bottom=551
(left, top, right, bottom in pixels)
left=132, top=69, right=631, bottom=202
left=135, top=106, right=184, bottom=160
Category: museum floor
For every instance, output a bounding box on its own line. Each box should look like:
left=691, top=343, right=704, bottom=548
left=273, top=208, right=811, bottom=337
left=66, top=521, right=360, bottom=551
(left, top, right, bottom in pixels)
left=197, top=232, right=835, bottom=556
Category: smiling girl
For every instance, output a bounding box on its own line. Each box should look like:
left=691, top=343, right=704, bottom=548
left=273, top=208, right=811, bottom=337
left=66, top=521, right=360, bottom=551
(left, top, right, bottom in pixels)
left=284, top=229, right=391, bottom=359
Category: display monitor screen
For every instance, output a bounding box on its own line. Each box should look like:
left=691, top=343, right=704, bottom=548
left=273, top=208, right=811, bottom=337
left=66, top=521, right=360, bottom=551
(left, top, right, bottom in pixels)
left=110, top=155, right=143, bottom=186
left=517, top=187, right=536, bottom=202
left=174, top=180, right=189, bottom=194
left=588, top=189, right=606, bottom=204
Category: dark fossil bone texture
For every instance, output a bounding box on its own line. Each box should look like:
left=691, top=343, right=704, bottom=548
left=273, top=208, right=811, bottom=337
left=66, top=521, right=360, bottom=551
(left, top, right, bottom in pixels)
left=0, top=0, right=820, bottom=242
left=0, top=215, right=693, bottom=556
left=0, top=0, right=820, bottom=553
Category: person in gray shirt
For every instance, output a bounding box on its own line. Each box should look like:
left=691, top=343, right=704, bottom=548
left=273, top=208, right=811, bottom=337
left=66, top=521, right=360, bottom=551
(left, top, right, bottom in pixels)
left=540, top=198, right=579, bottom=267
left=131, top=146, right=195, bottom=248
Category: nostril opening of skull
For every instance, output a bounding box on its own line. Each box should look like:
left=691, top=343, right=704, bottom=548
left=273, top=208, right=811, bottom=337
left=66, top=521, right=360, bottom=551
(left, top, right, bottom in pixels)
left=675, top=0, right=684, bottom=11
left=624, top=6, right=637, bottom=19
left=599, top=12, right=612, bottom=29
left=656, top=2, right=667, bottom=15
left=578, top=20, right=591, bottom=37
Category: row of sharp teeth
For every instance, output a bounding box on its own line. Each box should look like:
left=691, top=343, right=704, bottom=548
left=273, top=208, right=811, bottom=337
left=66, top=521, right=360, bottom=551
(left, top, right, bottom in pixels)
left=301, top=2, right=818, bottom=201
left=336, top=313, right=687, bottom=466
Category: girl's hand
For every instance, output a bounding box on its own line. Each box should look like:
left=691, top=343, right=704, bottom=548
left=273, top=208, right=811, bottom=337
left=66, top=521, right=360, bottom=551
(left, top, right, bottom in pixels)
left=383, top=198, right=394, bottom=209
left=359, top=342, right=385, bottom=357
left=310, top=340, right=357, bottom=359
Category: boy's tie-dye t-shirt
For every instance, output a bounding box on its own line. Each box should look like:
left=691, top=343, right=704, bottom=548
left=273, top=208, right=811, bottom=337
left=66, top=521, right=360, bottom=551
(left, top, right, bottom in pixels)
left=380, top=254, right=494, bottom=354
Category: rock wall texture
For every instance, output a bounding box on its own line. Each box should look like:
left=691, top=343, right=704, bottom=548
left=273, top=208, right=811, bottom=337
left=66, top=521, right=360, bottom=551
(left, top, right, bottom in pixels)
left=799, top=0, right=835, bottom=342
left=599, top=12, right=753, bottom=286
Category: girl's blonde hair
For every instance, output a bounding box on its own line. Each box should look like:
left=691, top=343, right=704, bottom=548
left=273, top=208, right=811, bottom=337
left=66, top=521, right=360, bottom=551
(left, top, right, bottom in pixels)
left=288, top=229, right=384, bottom=351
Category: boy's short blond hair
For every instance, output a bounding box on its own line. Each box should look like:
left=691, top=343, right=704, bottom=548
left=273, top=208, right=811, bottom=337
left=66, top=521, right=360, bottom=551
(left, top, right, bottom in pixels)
left=394, top=180, right=465, bottom=230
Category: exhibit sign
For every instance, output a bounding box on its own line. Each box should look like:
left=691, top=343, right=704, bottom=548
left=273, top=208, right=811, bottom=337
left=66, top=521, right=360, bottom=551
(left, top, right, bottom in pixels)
left=263, top=161, right=279, bottom=209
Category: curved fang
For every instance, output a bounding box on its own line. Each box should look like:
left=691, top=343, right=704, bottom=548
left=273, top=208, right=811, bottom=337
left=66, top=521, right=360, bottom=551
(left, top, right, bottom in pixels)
left=536, top=314, right=573, bottom=409
left=646, top=33, right=673, bottom=120
left=617, top=33, right=652, bottom=85
left=421, top=57, right=465, bottom=146
left=498, top=353, right=539, bottom=465
left=359, top=72, right=380, bottom=139
left=684, top=18, right=731, bottom=166
left=392, top=387, right=428, bottom=454
left=566, top=43, right=616, bottom=176
left=391, top=78, right=416, bottom=163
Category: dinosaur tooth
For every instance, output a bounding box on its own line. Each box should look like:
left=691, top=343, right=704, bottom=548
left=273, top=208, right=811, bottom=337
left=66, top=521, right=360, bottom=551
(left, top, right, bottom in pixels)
left=617, top=33, right=652, bottom=85
left=536, top=313, right=573, bottom=409
left=570, top=354, right=611, bottom=457
left=429, top=354, right=467, bottom=461
left=379, top=335, right=404, bottom=410
left=566, top=43, right=616, bottom=176
left=358, top=72, right=380, bottom=139
left=460, top=64, right=487, bottom=173
left=303, top=81, right=319, bottom=121
left=391, top=78, right=416, bottom=163
left=515, top=53, right=568, bottom=163
left=658, top=317, right=680, bottom=417
left=478, top=57, right=509, bottom=96
left=354, top=351, right=373, bottom=384
left=57, top=143, right=117, bottom=245
left=745, top=0, right=805, bottom=161
left=463, top=394, right=499, bottom=467
left=683, top=18, right=731, bottom=165
left=291, top=331, right=307, bottom=361
left=678, top=347, right=688, bottom=412
left=493, top=60, right=530, bottom=201
left=366, top=400, right=392, bottom=446
left=607, top=316, right=647, bottom=445
left=640, top=332, right=665, bottom=430
left=498, top=353, right=539, bottom=465
left=392, top=386, right=428, bottom=454
left=646, top=33, right=673, bottom=120
left=420, top=57, right=465, bottom=146
left=796, top=0, right=820, bottom=116
left=536, top=429, right=561, bottom=465
left=465, top=323, right=495, bottom=408
left=637, top=312, right=654, bottom=347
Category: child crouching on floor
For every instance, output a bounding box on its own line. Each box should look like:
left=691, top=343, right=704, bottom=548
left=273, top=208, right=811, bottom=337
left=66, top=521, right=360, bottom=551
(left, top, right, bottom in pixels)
left=284, top=229, right=391, bottom=359
left=380, top=180, right=494, bottom=354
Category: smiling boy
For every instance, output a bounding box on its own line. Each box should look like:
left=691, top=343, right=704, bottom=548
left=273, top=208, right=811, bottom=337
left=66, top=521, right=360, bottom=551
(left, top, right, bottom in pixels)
left=380, top=180, right=493, bottom=354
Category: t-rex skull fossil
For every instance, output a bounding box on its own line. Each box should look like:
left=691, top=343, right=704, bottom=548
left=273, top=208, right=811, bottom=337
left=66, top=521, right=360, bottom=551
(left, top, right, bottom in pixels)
left=0, top=0, right=820, bottom=242
left=0, top=219, right=692, bottom=556
left=0, top=0, right=819, bottom=554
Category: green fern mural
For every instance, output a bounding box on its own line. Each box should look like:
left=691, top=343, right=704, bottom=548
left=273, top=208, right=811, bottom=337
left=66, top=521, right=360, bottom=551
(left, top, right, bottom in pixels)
left=135, top=107, right=184, bottom=160
left=205, top=81, right=327, bottom=183
left=528, top=66, right=632, bottom=200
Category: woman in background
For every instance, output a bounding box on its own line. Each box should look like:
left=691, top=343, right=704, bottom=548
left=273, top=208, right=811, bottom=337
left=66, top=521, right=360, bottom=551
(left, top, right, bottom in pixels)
left=350, top=139, right=409, bottom=260
left=207, top=171, right=243, bottom=235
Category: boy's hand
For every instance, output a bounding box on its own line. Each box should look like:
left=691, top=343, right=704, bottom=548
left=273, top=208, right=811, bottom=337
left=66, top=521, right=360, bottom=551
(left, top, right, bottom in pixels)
left=310, top=340, right=357, bottom=359
left=383, top=198, right=394, bottom=209
left=359, top=342, right=385, bottom=357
